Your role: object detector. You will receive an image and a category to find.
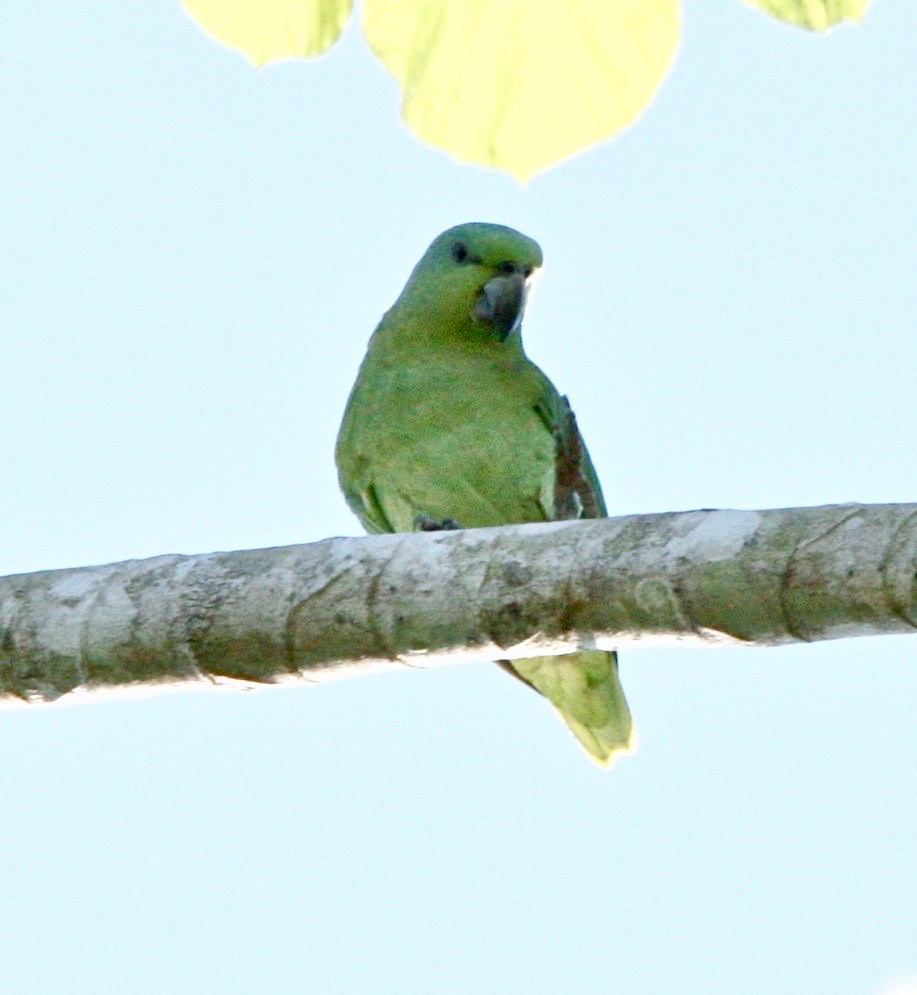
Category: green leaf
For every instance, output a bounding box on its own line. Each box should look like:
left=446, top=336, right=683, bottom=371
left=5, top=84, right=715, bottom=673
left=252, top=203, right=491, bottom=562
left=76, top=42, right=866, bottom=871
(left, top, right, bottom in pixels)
left=740, top=0, right=872, bottom=30
left=181, top=0, right=354, bottom=66
left=362, top=0, right=680, bottom=181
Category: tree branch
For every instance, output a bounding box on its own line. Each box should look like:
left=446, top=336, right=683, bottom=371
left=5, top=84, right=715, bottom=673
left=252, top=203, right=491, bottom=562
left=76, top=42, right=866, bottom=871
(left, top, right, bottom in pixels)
left=1, top=503, right=914, bottom=706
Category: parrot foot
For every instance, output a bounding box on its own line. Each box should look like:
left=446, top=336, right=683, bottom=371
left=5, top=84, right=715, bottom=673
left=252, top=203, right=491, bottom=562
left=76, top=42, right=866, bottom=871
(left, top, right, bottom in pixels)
left=413, top=515, right=463, bottom=532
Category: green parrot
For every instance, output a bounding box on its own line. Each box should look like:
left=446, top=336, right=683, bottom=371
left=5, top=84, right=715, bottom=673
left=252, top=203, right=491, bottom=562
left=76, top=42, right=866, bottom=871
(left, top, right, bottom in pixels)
left=335, top=222, right=632, bottom=766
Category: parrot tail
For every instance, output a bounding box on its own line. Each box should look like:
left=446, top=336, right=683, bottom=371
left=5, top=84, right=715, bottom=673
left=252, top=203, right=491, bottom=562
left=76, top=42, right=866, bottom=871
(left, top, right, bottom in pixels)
left=503, top=650, right=633, bottom=767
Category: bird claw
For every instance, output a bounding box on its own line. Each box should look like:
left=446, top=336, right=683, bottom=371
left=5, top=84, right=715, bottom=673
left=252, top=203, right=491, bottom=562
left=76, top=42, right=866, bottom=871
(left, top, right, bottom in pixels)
left=413, top=515, right=463, bottom=532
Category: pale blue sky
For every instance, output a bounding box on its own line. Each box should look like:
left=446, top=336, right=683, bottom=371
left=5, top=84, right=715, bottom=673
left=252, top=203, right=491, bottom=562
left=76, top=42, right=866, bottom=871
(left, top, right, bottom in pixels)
left=1, top=2, right=914, bottom=993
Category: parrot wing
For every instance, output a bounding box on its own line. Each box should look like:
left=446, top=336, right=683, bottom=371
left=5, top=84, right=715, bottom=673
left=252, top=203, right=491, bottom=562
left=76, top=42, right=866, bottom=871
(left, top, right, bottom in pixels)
left=532, top=376, right=607, bottom=521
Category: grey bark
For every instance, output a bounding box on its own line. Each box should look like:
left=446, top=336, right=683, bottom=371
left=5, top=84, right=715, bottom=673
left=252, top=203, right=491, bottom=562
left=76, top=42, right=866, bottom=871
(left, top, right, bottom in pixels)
left=1, top=503, right=914, bottom=706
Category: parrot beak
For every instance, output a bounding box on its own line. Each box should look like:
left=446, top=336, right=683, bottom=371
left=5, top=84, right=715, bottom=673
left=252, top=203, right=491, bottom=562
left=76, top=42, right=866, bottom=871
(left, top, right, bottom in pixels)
left=473, top=271, right=529, bottom=342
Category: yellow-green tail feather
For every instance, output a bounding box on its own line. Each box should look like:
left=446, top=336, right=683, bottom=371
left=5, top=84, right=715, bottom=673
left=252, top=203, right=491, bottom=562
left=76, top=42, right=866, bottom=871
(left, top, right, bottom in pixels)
left=510, top=650, right=633, bottom=767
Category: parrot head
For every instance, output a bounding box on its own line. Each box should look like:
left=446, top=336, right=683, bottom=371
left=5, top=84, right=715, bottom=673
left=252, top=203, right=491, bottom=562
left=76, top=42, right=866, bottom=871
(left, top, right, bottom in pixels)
left=394, top=223, right=543, bottom=344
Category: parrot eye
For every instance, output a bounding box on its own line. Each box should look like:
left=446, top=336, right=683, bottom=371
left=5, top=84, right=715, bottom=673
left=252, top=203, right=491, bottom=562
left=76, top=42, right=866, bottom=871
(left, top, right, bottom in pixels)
left=498, top=261, right=517, bottom=275
left=451, top=242, right=469, bottom=263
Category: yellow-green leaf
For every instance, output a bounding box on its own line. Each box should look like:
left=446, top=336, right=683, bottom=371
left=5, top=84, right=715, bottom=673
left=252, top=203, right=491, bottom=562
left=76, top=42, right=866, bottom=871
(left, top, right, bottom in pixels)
left=740, top=0, right=872, bottom=30
left=362, top=0, right=680, bottom=182
left=181, top=0, right=354, bottom=66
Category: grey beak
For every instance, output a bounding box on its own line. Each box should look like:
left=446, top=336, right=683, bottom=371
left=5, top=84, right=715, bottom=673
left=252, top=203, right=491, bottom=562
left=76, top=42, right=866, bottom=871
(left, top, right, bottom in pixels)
left=473, top=272, right=528, bottom=341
